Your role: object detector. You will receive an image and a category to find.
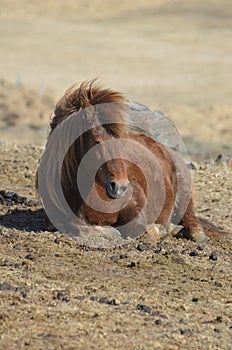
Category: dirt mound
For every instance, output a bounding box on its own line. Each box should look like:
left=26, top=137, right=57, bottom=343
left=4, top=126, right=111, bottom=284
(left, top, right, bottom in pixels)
left=0, top=79, right=55, bottom=128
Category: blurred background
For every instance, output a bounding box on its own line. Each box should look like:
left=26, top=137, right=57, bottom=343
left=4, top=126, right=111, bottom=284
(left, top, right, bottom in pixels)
left=0, top=0, right=231, bottom=159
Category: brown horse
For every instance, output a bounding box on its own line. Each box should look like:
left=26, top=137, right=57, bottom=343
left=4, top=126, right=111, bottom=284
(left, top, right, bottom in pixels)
left=37, top=80, right=228, bottom=243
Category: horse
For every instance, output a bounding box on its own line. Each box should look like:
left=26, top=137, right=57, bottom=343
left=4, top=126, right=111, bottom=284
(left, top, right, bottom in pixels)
left=37, top=80, right=228, bottom=243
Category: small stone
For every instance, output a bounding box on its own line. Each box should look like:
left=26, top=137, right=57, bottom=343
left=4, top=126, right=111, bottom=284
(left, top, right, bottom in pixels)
left=189, top=250, right=198, bottom=257
left=57, top=291, right=65, bottom=299
left=14, top=244, right=21, bottom=251
left=215, top=153, right=229, bottom=164
left=21, top=291, right=27, bottom=298
left=98, top=297, right=118, bottom=305
left=62, top=296, right=70, bottom=302
left=155, top=319, right=162, bottom=325
left=187, top=162, right=197, bottom=170
left=153, top=247, right=162, bottom=254
left=214, top=281, right=222, bottom=287
left=171, top=249, right=179, bottom=255
left=209, top=252, right=218, bottom=261
left=54, top=237, right=61, bottom=244
left=137, top=244, right=147, bottom=252
left=192, top=297, right=198, bottom=302
left=25, top=253, right=35, bottom=260
left=110, top=255, right=118, bottom=262
left=119, top=254, right=128, bottom=259
left=57, top=291, right=70, bottom=302
left=180, top=328, right=193, bottom=336
left=214, top=327, right=220, bottom=333
left=0, top=282, right=12, bottom=291
left=159, top=314, right=168, bottom=319
left=136, top=304, right=152, bottom=314
left=90, top=296, right=98, bottom=302
left=127, top=261, right=136, bottom=268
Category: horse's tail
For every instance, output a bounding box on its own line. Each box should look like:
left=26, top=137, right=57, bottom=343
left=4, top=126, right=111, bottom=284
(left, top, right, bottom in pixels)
left=198, top=217, right=230, bottom=238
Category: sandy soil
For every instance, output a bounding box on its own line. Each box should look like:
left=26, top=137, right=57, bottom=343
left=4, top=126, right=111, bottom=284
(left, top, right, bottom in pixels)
left=0, top=144, right=231, bottom=350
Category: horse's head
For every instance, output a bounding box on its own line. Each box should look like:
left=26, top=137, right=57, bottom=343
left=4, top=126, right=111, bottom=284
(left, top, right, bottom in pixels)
left=85, top=123, right=130, bottom=199
left=53, top=80, right=131, bottom=201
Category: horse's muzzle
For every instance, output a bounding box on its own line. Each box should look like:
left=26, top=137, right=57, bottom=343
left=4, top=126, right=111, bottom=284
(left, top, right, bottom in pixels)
left=106, top=179, right=130, bottom=199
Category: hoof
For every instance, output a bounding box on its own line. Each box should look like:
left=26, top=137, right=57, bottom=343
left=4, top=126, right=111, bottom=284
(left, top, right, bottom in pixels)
left=146, top=224, right=167, bottom=244
left=94, top=226, right=121, bottom=237
left=191, top=229, right=209, bottom=244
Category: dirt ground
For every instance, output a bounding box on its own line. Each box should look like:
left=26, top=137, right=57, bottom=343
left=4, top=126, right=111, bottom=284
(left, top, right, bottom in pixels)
left=0, top=144, right=231, bottom=350
left=0, top=1, right=232, bottom=349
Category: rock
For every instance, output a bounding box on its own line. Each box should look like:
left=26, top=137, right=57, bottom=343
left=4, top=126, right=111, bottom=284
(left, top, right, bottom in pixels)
left=136, top=304, right=152, bottom=314
left=137, top=244, right=147, bottom=252
left=119, top=254, right=128, bottom=259
left=192, top=297, right=198, bottom=302
left=98, top=297, right=119, bottom=305
left=209, top=252, right=218, bottom=261
left=127, top=261, right=136, bottom=268
left=187, top=162, right=197, bottom=170
left=189, top=250, right=198, bottom=257
left=25, top=253, right=35, bottom=260
left=0, top=282, right=12, bottom=291
left=180, top=328, right=193, bottom=336
left=56, top=291, right=70, bottom=302
left=215, top=153, right=229, bottom=164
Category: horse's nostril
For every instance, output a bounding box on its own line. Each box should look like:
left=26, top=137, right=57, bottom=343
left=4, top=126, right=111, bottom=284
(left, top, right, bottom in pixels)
left=122, top=184, right=129, bottom=193
left=109, top=181, right=116, bottom=193
left=107, top=180, right=130, bottom=198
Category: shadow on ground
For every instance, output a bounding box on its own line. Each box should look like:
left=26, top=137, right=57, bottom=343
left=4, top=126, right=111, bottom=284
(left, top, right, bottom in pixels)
left=0, top=208, right=46, bottom=232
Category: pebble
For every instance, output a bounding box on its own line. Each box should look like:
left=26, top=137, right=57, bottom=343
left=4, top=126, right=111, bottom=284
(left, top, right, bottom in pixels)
left=137, top=244, right=147, bottom=252
left=136, top=304, right=152, bottom=314
left=215, top=316, right=223, bottom=323
left=119, top=254, right=128, bottom=259
left=154, top=319, right=162, bottom=325
left=56, top=291, right=70, bottom=302
left=0, top=190, right=39, bottom=207
left=127, top=261, right=136, bottom=268
left=0, top=282, right=12, bottom=291
left=209, top=252, right=218, bottom=261
left=170, top=249, right=179, bottom=255
left=189, top=250, right=198, bottom=257
left=214, top=327, right=220, bottom=333
left=21, top=291, right=27, bottom=298
left=192, top=297, right=198, bottom=302
left=25, top=253, right=35, bottom=260
left=215, top=153, right=229, bottom=164
left=180, top=328, right=193, bottom=336
left=97, top=297, right=119, bottom=305
left=187, top=162, right=197, bottom=170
